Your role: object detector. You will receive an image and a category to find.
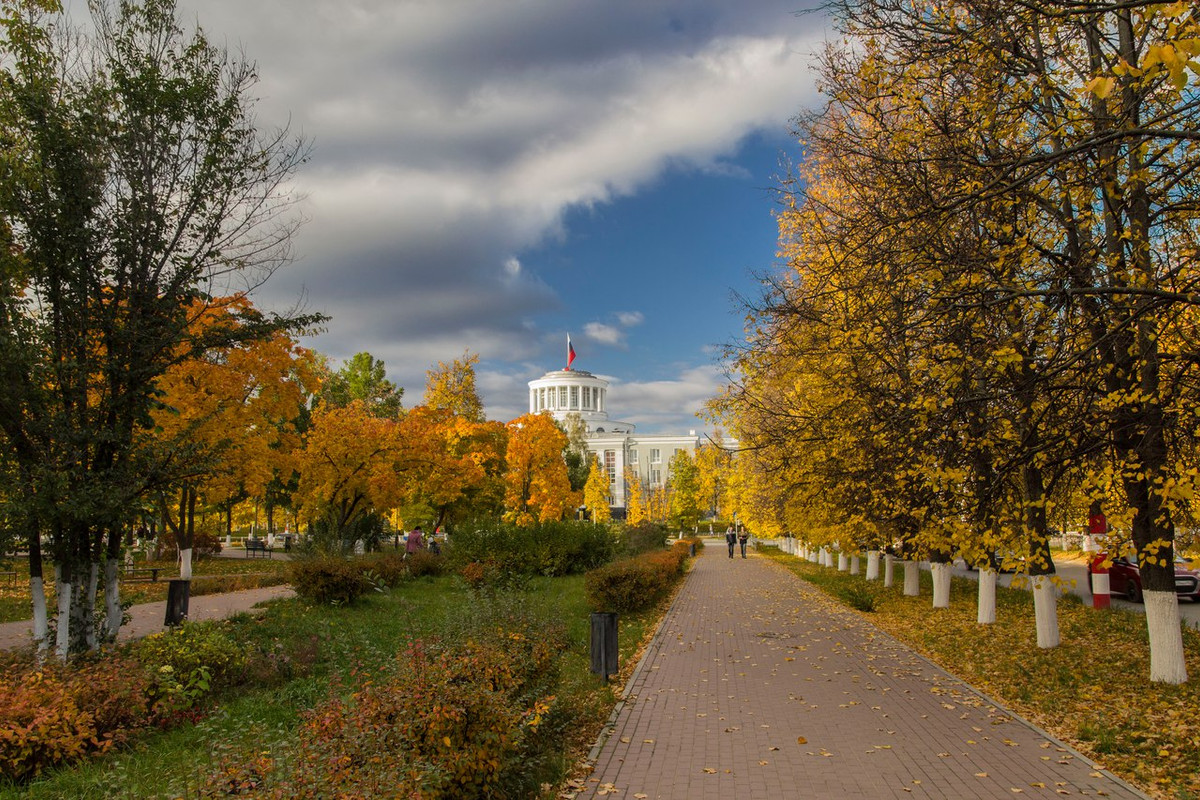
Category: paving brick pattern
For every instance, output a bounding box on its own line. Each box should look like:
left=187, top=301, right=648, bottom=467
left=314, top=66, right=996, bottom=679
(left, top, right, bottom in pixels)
left=577, top=548, right=1147, bottom=799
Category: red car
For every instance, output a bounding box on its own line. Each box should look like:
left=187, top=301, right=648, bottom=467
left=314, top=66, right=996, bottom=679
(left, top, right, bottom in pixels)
left=1089, top=552, right=1200, bottom=603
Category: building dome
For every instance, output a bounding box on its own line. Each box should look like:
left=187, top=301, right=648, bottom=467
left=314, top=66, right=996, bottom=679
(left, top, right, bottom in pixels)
left=527, top=369, right=634, bottom=434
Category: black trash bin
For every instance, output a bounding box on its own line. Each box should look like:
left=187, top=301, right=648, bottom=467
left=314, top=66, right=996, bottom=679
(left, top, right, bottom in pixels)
left=165, top=579, right=190, bottom=626
left=590, top=611, right=618, bottom=679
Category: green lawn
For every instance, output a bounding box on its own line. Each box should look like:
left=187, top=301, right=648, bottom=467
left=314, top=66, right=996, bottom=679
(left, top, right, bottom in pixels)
left=3, top=570, right=661, bottom=799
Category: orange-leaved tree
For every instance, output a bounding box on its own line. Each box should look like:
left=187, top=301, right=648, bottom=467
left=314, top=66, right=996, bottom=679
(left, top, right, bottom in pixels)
left=294, top=400, right=403, bottom=551
left=502, top=413, right=574, bottom=526
left=147, top=296, right=315, bottom=581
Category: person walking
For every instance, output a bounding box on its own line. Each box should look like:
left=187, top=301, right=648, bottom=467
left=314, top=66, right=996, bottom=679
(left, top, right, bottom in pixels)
left=738, top=527, right=750, bottom=558
left=405, top=525, right=425, bottom=559
left=725, top=525, right=737, bottom=559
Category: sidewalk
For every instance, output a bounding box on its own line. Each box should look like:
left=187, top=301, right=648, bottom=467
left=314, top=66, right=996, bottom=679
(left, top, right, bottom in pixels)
left=576, top=549, right=1148, bottom=799
left=0, top=584, right=295, bottom=651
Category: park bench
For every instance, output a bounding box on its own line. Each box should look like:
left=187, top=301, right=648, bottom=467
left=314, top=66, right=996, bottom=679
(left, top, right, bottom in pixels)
left=245, top=539, right=272, bottom=558
left=123, top=566, right=162, bottom=582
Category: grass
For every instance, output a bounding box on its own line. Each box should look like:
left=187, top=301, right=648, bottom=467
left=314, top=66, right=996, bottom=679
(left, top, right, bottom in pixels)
left=1, top=569, right=664, bottom=799
left=767, top=550, right=1200, bottom=800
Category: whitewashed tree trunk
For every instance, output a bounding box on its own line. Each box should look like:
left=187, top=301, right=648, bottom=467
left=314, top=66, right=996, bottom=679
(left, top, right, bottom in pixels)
left=179, top=547, right=193, bottom=580
left=1032, top=575, right=1060, bottom=649
left=866, top=551, right=880, bottom=581
left=31, top=576, right=49, bottom=654
left=809, top=548, right=819, bottom=564
left=55, top=574, right=71, bottom=660
left=1144, top=591, right=1188, bottom=684
left=104, top=558, right=121, bottom=640
left=903, top=561, right=920, bottom=596
left=837, top=553, right=848, bottom=571
left=850, top=556, right=860, bottom=575
left=977, top=569, right=997, bottom=624
left=884, top=554, right=895, bottom=587
left=931, top=562, right=951, bottom=608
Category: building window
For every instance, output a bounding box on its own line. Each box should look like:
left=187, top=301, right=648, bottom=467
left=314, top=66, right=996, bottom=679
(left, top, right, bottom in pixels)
left=559, top=386, right=568, bottom=407
left=570, top=386, right=579, bottom=409
left=604, top=450, right=617, bottom=483
left=583, top=386, right=591, bottom=409
left=650, top=448, right=661, bottom=464
left=628, top=450, right=638, bottom=465
left=650, top=468, right=662, bottom=486
left=538, top=388, right=545, bottom=410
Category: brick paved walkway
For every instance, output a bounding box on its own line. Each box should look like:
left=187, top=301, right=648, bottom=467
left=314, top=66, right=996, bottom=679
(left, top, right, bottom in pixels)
left=576, top=548, right=1148, bottom=799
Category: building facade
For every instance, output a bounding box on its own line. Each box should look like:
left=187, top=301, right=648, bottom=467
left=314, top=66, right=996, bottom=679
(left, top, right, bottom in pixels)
left=528, top=368, right=702, bottom=513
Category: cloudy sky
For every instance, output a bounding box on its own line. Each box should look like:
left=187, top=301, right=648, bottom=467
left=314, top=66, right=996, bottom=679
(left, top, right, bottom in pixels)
left=159, top=0, right=827, bottom=433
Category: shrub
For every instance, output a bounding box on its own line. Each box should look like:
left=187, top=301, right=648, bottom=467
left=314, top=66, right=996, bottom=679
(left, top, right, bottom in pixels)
left=365, top=552, right=409, bottom=587
left=446, top=520, right=617, bottom=577
left=584, top=546, right=688, bottom=613
left=621, top=521, right=670, bottom=555
left=0, top=655, right=156, bottom=781
left=213, top=629, right=565, bottom=799
left=134, top=619, right=245, bottom=691
left=289, top=558, right=369, bottom=605
left=405, top=550, right=445, bottom=578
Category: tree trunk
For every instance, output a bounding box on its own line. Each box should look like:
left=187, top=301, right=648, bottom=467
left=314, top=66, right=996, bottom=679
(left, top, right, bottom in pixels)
left=977, top=568, right=997, bottom=625
left=104, top=558, right=121, bottom=641
left=837, top=552, right=848, bottom=571
left=850, top=555, right=860, bottom=575
left=29, top=527, right=49, bottom=652
left=1145, top=592, right=1187, bottom=684
left=931, top=562, right=951, bottom=608
left=884, top=553, right=895, bottom=587
left=902, top=560, right=919, bottom=596
left=31, top=577, right=49, bottom=654
left=1031, top=575, right=1060, bottom=649
left=866, top=550, right=880, bottom=580
left=55, top=564, right=70, bottom=661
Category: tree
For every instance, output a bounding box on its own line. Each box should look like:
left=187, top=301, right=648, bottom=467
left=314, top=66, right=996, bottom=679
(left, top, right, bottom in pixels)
left=624, top=468, right=647, bottom=527
left=396, top=404, right=507, bottom=531
left=423, top=350, right=484, bottom=422
left=322, top=352, right=403, bottom=419
left=694, top=433, right=733, bottom=520
left=583, top=454, right=612, bottom=523
left=667, top=449, right=701, bottom=531
left=146, top=296, right=313, bottom=583
left=715, top=0, right=1200, bottom=681
left=561, top=413, right=592, bottom=492
left=293, top=401, right=402, bottom=551
left=0, top=0, right=313, bottom=655
left=502, top=413, right=574, bottom=526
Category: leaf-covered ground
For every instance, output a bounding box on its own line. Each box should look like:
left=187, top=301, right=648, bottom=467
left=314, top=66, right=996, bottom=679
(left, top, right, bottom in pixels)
left=768, top=551, right=1200, bottom=800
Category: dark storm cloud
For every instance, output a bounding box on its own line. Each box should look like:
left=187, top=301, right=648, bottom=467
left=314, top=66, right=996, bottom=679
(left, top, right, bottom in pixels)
left=70, top=0, right=826, bottom=427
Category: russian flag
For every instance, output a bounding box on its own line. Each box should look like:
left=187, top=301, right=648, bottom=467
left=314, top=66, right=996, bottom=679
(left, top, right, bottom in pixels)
left=567, top=335, right=576, bottom=370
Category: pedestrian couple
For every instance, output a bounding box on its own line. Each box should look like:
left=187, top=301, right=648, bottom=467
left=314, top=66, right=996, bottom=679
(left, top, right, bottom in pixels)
left=725, top=525, right=749, bottom=559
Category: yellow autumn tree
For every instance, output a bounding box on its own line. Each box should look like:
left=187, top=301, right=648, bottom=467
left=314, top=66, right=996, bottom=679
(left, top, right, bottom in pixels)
left=583, top=454, right=612, bottom=523
left=424, top=350, right=485, bottom=422
left=503, top=413, right=574, bottom=526
left=624, top=468, right=647, bottom=526
left=294, top=400, right=403, bottom=551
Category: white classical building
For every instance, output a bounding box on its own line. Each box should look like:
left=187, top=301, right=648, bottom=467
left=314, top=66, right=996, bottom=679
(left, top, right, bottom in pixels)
left=528, top=368, right=702, bottom=514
